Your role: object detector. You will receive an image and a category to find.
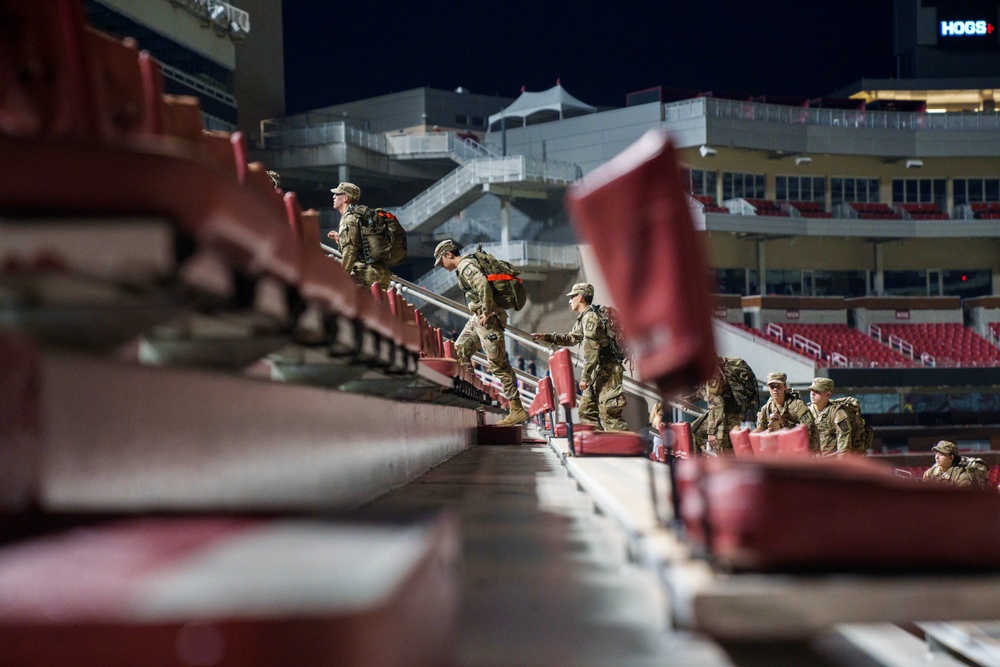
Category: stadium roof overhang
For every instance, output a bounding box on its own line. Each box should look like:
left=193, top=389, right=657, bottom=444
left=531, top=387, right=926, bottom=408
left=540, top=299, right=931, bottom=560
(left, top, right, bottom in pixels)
left=835, top=77, right=1000, bottom=112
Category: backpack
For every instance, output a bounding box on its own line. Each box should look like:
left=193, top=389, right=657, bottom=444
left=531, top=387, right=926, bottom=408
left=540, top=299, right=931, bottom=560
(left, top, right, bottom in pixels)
left=959, top=457, right=991, bottom=490
left=717, top=357, right=760, bottom=421
left=471, top=244, right=526, bottom=311
left=355, top=205, right=408, bottom=266
left=828, top=397, right=875, bottom=455
left=590, top=304, right=630, bottom=365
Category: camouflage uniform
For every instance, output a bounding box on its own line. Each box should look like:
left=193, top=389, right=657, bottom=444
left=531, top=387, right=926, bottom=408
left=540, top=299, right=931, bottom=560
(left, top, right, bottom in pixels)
left=756, top=374, right=819, bottom=451
left=922, top=440, right=973, bottom=487
left=690, top=370, right=741, bottom=454
left=923, top=463, right=972, bottom=486
left=809, top=403, right=852, bottom=456
left=452, top=255, right=522, bottom=413
left=338, top=204, right=393, bottom=290
left=538, top=290, right=627, bottom=431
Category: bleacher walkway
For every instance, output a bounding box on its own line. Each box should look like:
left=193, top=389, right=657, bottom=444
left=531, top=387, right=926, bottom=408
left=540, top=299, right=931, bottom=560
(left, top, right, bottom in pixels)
left=357, top=441, right=733, bottom=667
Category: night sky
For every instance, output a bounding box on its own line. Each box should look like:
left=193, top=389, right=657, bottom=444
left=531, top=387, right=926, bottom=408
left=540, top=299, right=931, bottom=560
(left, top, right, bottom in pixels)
left=281, top=1, right=897, bottom=114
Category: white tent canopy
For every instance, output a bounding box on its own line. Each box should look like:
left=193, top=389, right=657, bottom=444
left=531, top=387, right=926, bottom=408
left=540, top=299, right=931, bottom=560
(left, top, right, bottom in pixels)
left=488, top=83, right=596, bottom=130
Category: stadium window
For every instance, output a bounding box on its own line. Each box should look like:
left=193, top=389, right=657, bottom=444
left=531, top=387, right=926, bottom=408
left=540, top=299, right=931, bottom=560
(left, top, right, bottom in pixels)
left=472, top=116, right=484, bottom=127
left=455, top=115, right=469, bottom=125
left=683, top=169, right=717, bottom=197
left=954, top=178, right=1000, bottom=204
left=891, top=178, right=947, bottom=209
left=722, top=171, right=765, bottom=200
left=776, top=175, right=825, bottom=203
left=943, top=270, right=991, bottom=299
left=831, top=177, right=879, bottom=204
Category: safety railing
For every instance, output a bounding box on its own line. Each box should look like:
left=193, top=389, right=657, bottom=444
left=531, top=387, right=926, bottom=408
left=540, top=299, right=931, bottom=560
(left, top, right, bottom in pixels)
left=319, top=243, right=691, bottom=414
left=664, top=97, right=1000, bottom=132
left=791, top=333, right=821, bottom=359
left=393, top=156, right=579, bottom=231
left=259, top=119, right=387, bottom=152
left=416, top=241, right=579, bottom=295
left=158, top=62, right=235, bottom=108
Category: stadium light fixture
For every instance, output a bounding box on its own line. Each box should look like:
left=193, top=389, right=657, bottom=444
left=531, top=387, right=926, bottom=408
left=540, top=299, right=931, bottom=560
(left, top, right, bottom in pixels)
left=699, top=145, right=717, bottom=158
left=906, top=159, right=924, bottom=169
left=795, top=156, right=812, bottom=166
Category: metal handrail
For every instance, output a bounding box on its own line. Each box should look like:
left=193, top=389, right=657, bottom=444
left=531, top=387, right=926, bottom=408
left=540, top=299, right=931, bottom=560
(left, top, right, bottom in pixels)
left=665, top=96, right=1000, bottom=132
left=319, top=243, right=691, bottom=414
left=415, top=241, right=579, bottom=295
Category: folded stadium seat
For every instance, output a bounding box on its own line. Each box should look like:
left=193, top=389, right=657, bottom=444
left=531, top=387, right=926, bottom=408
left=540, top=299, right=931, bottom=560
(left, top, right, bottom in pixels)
left=547, top=349, right=597, bottom=449
left=160, top=94, right=206, bottom=143
left=199, top=130, right=249, bottom=184
left=565, top=132, right=718, bottom=396
left=666, top=421, right=694, bottom=458
left=0, top=0, right=103, bottom=140
left=748, top=430, right=762, bottom=455
left=776, top=425, right=811, bottom=456
left=757, top=430, right=781, bottom=456
left=0, top=516, right=461, bottom=667
left=85, top=27, right=164, bottom=139
left=676, top=455, right=1000, bottom=572
left=729, top=426, right=754, bottom=457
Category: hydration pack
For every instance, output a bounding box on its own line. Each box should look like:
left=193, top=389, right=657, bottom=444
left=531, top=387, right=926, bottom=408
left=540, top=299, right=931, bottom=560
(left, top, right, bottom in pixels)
left=355, top=205, right=408, bottom=266
left=471, top=244, right=526, bottom=311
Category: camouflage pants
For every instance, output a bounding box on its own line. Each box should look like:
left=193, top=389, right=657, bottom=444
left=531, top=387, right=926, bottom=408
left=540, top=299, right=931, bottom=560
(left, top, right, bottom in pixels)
left=454, top=313, right=521, bottom=407
left=349, top=262, right=392, bottom=290
left=691, top=410, right=741, bottom=454
left=578, top=363, right=627, bottom=431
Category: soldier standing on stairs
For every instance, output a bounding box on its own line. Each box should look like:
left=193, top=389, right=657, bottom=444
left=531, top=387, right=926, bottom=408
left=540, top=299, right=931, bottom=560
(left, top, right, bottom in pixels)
left=434, top=239, right=528, bottom=427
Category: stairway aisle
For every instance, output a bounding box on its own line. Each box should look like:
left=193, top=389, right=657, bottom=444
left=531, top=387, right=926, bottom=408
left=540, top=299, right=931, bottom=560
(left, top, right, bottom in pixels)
left=357, top=444, right=734, bottom=667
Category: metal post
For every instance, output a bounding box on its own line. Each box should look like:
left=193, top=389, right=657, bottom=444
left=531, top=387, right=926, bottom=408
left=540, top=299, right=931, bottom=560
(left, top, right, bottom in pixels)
left=500, top=197, right=511, bottom=246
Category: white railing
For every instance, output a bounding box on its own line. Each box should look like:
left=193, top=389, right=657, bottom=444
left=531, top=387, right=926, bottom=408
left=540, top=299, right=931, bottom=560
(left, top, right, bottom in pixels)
left=663, top=97, right=1000, bottom=132
left=384, top=133, right=503, bottom=163
left=921, top=351, right=937, bottom=367
left=791, top=333, right=821, bottom=358
left=888, top=334, right=914, bottom=359
left=869, top=323, right=882, bottom=342
left=829, top=351, right=849, bottom=367
left=259, top=119, right=387, bottom=152
left=392, top=156, right=579, bottom=232
left=415, top=241, right=579, bottom=294
left=765, top=322, right=784, bottom=339
left=182, top=0, right=250, bottom=37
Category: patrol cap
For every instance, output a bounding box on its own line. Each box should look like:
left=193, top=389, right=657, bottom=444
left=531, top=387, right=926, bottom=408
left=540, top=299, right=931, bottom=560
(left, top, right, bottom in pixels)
left=808, top=377, right=834, bottom=393
left=765, top=372, right=787, bottom=386
left=566, top=283, right=594, bottom=298
left=330, top=181, right=361, bottom=201
left=433, top=239, right=460, bottom=267
left=932, top=440, right=959, bottom=457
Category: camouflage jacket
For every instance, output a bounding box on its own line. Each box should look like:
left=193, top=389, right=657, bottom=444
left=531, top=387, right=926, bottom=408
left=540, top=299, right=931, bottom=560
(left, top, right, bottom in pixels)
left=702, top=372, right=740, bottom=440
left=756, top=395, right=819, bottom=450
left=923, top=463, right=972, bottom=487
left=540, top=308, right=616, bottom=386
left=809, top=402, right=852, bottom=456
left=337, top=205, right=364, bottom=270
left=455, top=256, right=500, bottom=319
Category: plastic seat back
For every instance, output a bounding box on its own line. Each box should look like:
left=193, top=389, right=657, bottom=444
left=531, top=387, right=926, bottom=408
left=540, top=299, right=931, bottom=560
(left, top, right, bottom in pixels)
left=730, top=426, right=754, bottom=457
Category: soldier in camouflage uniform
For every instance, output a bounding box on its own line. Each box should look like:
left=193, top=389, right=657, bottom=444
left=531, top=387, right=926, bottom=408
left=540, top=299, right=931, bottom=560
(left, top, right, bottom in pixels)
left=754, top=372, right=819, bottom=450
left=922, top=440, right=973, bottom=486
left=807, top=377, right=854, bottom=456
left=434, top=239, right=527, bottom=426
left=531, top=283, right=627, bottom=431
left=688, top=359, right=742, bottom=454
left=327, top=181, right=393, bottom=290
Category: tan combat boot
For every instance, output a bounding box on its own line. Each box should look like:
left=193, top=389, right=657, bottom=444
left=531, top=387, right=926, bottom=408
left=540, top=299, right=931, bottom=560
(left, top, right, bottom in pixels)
left=496, top=400, right=529, bottom=427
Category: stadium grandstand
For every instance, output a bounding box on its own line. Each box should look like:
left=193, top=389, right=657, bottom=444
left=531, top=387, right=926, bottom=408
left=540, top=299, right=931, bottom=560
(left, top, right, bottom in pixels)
left=4, top=0, right=1000, bottom=665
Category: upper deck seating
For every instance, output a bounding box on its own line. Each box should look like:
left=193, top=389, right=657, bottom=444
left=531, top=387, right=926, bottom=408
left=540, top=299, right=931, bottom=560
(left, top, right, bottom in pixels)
left=744, top=198, right=789, bottom=217
left=849, top=202, right=902, bottom=220
left=895, top=202, right=949, bottom=220
left=692, top=194, right=730, bottom=214
left=970, top=202, right=1000, bottom=219
left=875, top=323, right=1000, bottom=367
left=770, top=323, right=916, bottom=367
left=785, top=201, right=833, bottom=218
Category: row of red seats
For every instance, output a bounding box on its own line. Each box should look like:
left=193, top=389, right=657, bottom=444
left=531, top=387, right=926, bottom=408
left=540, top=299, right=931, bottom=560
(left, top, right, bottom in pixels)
left=691, top=194, right=730, bottom=214
left=877, top=323, right=1000, bottom=366
left=0, top=1, right=498, bottom=406
left=768, top=323, right=916, bottom=368
left=970, top=202, right=1000, bottom=212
